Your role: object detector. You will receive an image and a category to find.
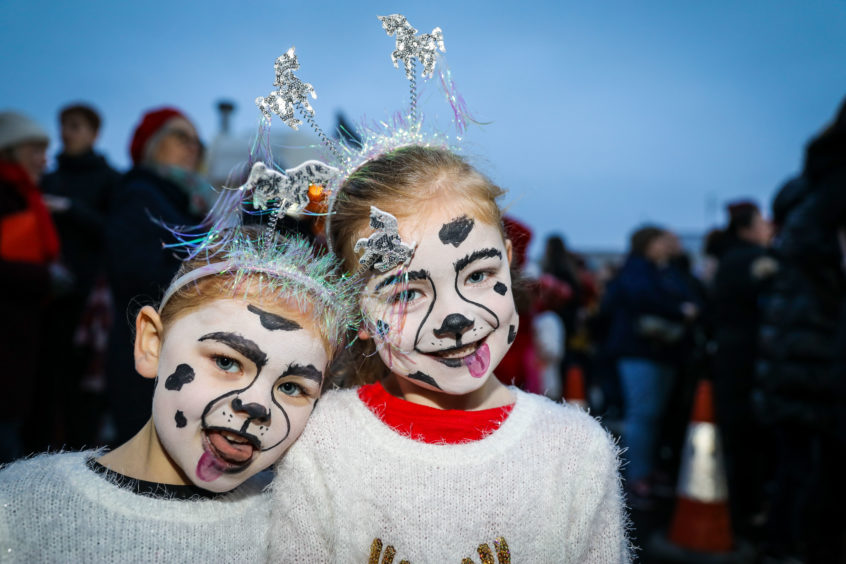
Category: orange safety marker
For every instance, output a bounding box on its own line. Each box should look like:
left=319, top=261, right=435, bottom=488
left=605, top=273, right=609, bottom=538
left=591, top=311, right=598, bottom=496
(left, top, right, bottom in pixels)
left=667, top=379, right=733, bottom=552
left=563, top=364, right=587, bottom=409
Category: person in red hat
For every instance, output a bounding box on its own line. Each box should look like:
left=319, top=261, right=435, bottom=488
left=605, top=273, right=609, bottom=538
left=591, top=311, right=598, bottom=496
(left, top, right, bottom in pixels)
left=104, top=107, right=206, bottom=446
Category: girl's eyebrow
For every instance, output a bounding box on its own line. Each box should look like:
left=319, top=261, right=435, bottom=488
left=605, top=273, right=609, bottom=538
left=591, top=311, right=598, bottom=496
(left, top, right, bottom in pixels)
left=198, top=332, right=268, bottom=370
left=281, top=363, right=324, bottom=384
left=373, top=269, right=430, bottom=292
left=454, top=248, right=502, bottom=273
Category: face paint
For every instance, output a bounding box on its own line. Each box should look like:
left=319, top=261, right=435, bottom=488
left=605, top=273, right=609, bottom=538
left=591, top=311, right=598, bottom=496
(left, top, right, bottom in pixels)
left=164, top=364, right=195, bottom=391
left=247, top=304, right=302, bottom=331
left=493, top=282, right=508, bottom=296
left=507, top=325, right=517, bottom=344
left=361, top=209, right=519, bottom=396
left=152, top=299, right=328, bottom=492
left=438, top=215, right=475, bottom=247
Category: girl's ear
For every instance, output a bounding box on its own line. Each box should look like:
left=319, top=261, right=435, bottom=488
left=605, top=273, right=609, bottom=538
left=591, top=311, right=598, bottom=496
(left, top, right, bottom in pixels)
left=358, top=327, right=371, bottom=341
left=135, top=306, right=165, bottom=380
left=505, top=238, right=514, bottom=266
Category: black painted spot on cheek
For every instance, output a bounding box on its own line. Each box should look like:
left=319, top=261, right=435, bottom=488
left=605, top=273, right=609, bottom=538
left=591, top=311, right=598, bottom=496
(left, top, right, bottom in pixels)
left=174, top=410, right=187, bottom=428
left=493, top=282, right=508, bottom=296
left=507, top=325, right=517, bottom=344
left=247, top=304, right=302, bottom=331
left=408, top=371, right=442, bottom=389
left=438, top=215, right=475, bottom=247
left=376, top=320, right=390, bottom=338
left=164, top=364, right=195, bottom=391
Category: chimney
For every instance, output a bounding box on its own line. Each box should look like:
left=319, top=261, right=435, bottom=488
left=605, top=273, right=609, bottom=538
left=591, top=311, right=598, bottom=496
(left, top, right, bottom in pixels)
left=217, top=100, right=236, bottom=135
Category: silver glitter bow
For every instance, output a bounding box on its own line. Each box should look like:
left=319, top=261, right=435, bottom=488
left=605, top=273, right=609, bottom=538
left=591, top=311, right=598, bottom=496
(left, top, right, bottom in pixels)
left=245, top=160, right=339, bottom=217
left=378, top=14, right=445, bottom=80
left=255, top=47, right=316, bottom=130
left=354, top=206, right=414, bottom=272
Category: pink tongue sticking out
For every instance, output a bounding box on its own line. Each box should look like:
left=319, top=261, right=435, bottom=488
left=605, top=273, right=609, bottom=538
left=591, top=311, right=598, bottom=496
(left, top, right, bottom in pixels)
left=196, top=451, right=226, bottom=482
left=464, top=342, right=491, bottom=378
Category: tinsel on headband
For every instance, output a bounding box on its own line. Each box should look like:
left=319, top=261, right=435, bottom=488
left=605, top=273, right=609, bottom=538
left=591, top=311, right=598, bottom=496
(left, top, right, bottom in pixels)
left=159, top=230, right=358, bottom=348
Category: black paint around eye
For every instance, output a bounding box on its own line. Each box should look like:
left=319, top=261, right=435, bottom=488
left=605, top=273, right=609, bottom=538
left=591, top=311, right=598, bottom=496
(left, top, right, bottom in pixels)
left=174, top=410, right=187, bottom=428
left=438, top=215, right=475, bottom=247
left=493, top=282, right=508, bottom=295
left=507, top=325, right=517, bottom=344
left=165, top=364, right=195, bottom=391
left=408, top=371, right=442, bottom=389
left=247, top=304, right=302, bottom=331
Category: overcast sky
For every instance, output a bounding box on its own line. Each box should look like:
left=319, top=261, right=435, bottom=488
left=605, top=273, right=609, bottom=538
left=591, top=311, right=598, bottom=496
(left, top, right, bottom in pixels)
left=3, top=0, right=845, bottom=253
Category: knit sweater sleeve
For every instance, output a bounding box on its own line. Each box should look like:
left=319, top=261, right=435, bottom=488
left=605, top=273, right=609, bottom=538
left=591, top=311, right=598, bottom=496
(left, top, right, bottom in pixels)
left=575, top=429, right=633, bottom=563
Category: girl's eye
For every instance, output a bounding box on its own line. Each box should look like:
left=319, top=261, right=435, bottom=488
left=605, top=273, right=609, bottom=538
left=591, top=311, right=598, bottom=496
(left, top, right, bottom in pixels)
left=214, top=356, right=241, bottom=373
left=277, top=381, right=304, bottom=397
left=468, top=271, right=488, bottom=284
left=388, top=288, right=421, bottom=304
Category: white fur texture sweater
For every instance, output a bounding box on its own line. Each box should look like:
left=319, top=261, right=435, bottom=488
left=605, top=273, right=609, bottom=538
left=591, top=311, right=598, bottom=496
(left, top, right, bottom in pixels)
left=0, top=452, right=270, bottom=563
left=268, top=388, right=631, bottom=563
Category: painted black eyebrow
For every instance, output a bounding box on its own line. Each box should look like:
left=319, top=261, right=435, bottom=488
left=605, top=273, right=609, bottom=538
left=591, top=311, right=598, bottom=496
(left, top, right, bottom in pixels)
left=373, top=269, right=430, bottom=292
left=247, top=304, right=302, bottom=331
left=199, top=332, right=268, bottom=371
left=281, top=363, right=324, bottom=384
left=454, top=248, right=502, bottom=273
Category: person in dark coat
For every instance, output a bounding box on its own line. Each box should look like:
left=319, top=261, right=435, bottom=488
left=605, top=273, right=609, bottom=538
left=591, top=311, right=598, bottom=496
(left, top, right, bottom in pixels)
left=602, top=226, right=700, bottom=497
left=709, top=200, right=775, bottom=535
left=0, top=111, right=68, bottom=463
left=104, top=107, right=205, bottom=446
left=32, top=104, right=120, bottom=450
left=757, top=97, right=846, bottom=563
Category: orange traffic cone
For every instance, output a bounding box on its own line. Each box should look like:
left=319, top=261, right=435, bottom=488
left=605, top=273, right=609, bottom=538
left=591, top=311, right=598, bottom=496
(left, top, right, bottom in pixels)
left=668, top=379, right=733, bottom=551
left=649, top=379, right=754, bottom=563
left=562, top=365, right=587, bottom=409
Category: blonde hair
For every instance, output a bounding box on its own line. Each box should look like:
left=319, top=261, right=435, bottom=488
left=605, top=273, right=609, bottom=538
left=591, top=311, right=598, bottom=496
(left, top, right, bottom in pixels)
left=328, top=145, right=507, bottom=386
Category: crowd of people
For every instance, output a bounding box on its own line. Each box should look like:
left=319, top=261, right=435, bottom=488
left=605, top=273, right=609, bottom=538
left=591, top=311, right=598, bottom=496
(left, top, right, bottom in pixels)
left=1, top=93, right=844, bottom=562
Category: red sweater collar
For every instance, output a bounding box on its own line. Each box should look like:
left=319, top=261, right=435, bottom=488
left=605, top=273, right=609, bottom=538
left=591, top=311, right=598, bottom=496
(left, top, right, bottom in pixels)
left=357, top=381, right=515, bottom=444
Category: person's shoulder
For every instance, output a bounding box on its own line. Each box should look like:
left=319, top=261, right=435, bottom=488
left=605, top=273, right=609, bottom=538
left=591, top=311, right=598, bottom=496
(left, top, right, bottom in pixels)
left=514, top=390, right=619, bottom=456
left=0, top=451, right=93, bottom=503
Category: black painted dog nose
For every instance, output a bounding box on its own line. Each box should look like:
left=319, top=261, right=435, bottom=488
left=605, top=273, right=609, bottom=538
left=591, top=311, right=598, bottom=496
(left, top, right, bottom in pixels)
left=232, top=398, right=269, bottom=421
left=433, top=313, right=474, bottom=339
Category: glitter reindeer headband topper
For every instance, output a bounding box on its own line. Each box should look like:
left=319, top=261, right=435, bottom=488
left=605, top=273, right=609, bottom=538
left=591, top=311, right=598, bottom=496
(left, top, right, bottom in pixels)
left=254, top=14, right=474, bottom=273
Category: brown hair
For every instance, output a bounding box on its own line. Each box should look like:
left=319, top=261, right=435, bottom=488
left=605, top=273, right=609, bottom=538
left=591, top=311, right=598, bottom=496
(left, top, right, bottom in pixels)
left=629, top=225, right=666, bottom=257
left=60, top=103, right=102, bottom=132
left=328, top=145, right=507, bottom=386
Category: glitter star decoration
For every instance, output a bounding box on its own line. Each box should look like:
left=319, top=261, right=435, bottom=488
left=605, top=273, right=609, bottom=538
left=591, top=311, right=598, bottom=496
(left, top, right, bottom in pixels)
left=354, top=206, right=414, bottom=272
left=255, top=46, right=317, bottom=130
left=378, top=14, right=445, bottom=80
left=244, top=160, right=339, bottom=217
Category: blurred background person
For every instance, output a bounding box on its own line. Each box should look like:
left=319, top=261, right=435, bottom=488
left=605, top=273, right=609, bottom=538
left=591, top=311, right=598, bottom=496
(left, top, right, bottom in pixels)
left=602, top=225, right=700, bottom=503
left=30, top=103, right=120, bottom=451
left=707, top=200, right=775, bottom=538
left=104, top=107, right=206, bottom=446
left=0, top=111, right=69, bottom=463
left=757, top=98, right=846, bottom=563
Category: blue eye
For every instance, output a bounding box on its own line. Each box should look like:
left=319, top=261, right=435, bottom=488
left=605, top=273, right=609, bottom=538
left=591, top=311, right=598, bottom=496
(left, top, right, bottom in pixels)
left=214, top=356, right=241, bottom=373
left=468, top=270, right=490, bottom=284
left=278, top=381, right=304, bottom=397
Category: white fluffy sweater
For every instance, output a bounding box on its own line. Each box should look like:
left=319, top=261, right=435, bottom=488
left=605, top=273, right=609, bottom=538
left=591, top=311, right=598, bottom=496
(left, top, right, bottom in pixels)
left=268, top=388, right=631, bottom=563
left=0, top=452, right=270, bottom=563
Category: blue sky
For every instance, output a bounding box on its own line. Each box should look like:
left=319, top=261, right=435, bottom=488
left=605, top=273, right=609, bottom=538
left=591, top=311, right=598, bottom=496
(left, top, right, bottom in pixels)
left=2, top=0, right=845, bottom=253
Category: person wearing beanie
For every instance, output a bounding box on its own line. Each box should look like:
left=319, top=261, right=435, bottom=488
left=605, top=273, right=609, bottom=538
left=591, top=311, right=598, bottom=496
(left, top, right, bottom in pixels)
left=104, top=107, right=206, bottom=446
left=26, top=104, right=122, bottom=452
left=0, top=111, right=69, bottom=463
